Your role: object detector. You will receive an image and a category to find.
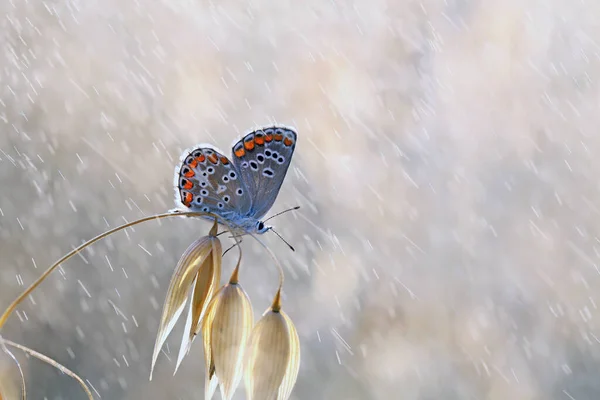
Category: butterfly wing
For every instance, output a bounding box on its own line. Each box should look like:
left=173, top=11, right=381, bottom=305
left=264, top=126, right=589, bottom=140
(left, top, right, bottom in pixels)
left=174, top=145, right=252, bottom=220
left=230, top=126, right=297, bottom=219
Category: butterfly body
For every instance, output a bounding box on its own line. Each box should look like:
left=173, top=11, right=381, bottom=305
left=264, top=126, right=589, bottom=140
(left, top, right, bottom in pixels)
left=174, top=126, right=297, bottom=234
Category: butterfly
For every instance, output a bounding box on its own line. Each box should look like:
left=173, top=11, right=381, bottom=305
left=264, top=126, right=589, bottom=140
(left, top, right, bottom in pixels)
left=174, top=125, right=297, bottom=235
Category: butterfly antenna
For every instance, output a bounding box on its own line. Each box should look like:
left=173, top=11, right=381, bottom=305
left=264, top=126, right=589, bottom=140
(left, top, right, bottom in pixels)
left=222, top=238, right=243, bottom=256
left=270, top=228, right=295, bottom=252
left=264, top=206, right=300, bottom=223
left=222, top=244, right=235, bottom=257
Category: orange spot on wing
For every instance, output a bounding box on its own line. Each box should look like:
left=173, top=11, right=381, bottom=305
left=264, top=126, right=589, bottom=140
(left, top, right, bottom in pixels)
left=265, top=133, right=273, bottom=142
left=235, top=147, right=245, bottom=158
left=196, top=154, right=206, bottom=163
left=244, top=138, right=255, bottom=151
left=220, top=156, right=230, bottom=164
left=208, top=153, right=219, bottom=164
left=183, top=192, right=193, bottom=206
left=255, top=135, right=265, bottom=145
left=189, top=159, right=198, bottom=168
left=283, top=137, right=294, bottom=146
left=182, top=179, right=193, bottom=190
left=184, top=169, right=195, bottom=178
left=274, top=133, right=283, bottom=141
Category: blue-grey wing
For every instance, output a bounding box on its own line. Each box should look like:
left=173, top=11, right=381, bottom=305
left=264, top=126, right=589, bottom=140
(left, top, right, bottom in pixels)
left=174, top=145, right=252, bottom=219
left=230, top=126, right=297, bottom=219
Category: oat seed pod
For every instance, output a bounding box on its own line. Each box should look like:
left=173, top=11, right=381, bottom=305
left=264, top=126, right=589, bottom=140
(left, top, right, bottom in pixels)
left=244, top=288, right=301, bottom=400
left=150, top=219, right=221, bottom=379
left=202, top=262, right=253, bottom=400
left=174, top=231, right=222, bottom=373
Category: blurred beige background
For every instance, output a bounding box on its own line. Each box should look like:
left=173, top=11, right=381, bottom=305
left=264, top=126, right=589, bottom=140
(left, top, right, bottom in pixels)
left=1, top=0, right=600, bottom=399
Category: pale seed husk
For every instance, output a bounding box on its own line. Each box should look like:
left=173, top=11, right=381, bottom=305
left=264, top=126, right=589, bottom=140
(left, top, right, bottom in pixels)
left=150, top=220, right=220, bottom=379
left=278, top=310, right=300, bottom=400
left=192, top=239, right=222, bottom=336
left=245, top=288, right=301, bottom=400
left=244, top=309, right=291, bottom=400
left=202, top=286, right=223, bottom=400
left=202, top=265, right=253, bottom=400
left=174, top=238, right=222, bottom=373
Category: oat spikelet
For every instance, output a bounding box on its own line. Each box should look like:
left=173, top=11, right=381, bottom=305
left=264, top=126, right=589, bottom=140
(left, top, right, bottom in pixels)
left=202, top=261, right=253, bottom=400
left=245, top=288, right=301, bottom=400
left=278, top=309, right=300, bottom=400
left=202, top=286, right=223, bottom=400
left=174, top=234, right=222, bottom=373
left=151, top=219, right=221, bottom=379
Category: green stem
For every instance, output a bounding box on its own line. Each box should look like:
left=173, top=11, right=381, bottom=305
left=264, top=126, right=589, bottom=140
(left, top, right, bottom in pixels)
left=0, top=211, right=218, bottom=330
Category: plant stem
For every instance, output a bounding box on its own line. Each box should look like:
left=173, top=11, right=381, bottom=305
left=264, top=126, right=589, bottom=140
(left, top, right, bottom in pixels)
left=1, top=337, right=92, bottom=400
left=247, top=233, right=285, bottom=294
left=0, top=211, right=216, bottom=330
left=0, top=339, right=26, bottom=400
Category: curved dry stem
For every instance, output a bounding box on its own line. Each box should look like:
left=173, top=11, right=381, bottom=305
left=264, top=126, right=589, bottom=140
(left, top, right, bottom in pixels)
left=0, top=211, right=229, bottom=330
left=247, top=233, right=285, bottom=293
left=0, top=339, right=26, bottom=400
left=215, top=218, right=244, bottom=280
left=0, top=338, right=92, bottom=400
left=229, top=230, right=243, bottom=280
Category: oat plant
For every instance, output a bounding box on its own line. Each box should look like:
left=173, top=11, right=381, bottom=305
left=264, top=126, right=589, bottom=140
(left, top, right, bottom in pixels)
left=0, top=210, right=300, bottom=399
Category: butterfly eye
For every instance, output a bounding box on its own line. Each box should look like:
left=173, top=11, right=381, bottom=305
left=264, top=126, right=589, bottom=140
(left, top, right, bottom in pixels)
left=257, top=222, right=264, bottom=231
